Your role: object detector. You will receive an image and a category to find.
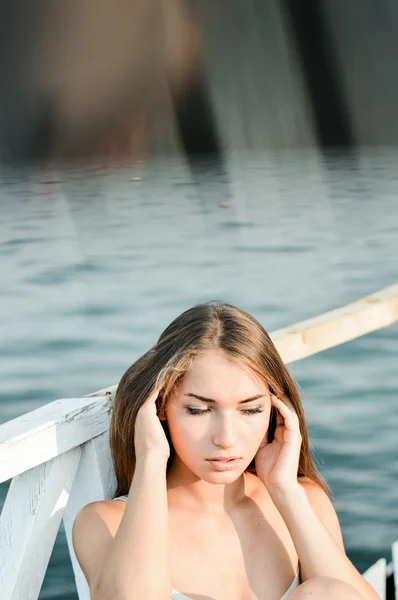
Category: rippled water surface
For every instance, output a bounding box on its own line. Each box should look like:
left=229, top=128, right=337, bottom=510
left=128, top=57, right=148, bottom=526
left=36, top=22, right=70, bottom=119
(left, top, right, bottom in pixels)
left=0, top=150, right=397, bottom=598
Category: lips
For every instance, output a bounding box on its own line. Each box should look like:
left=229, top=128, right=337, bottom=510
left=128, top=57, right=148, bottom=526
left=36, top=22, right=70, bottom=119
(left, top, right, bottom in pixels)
left=206, top=457, right=241, bottom=461
left=206, top=457, right=242, bottom=471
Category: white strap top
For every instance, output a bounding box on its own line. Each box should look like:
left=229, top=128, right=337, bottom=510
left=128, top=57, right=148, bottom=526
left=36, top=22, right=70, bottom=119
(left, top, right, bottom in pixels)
left=112, top=495, right=301, bottom=600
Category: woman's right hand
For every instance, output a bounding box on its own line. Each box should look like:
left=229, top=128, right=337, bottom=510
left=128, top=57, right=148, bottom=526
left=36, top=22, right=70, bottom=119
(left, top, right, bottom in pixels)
left=134, top=387, right=170, bottom=462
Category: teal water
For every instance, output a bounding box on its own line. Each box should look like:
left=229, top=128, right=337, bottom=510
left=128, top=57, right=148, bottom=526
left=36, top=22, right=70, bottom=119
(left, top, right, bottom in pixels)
left=0, top=150, right=397, bottom=598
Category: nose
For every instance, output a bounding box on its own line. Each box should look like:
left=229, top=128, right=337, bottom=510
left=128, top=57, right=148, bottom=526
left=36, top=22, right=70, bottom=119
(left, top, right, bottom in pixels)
left=212, top=411, right=238, bottom=449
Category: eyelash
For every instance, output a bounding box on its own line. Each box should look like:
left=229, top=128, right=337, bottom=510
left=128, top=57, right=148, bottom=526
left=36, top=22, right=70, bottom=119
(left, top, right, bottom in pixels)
left=185, top=407, right=264, bottom=416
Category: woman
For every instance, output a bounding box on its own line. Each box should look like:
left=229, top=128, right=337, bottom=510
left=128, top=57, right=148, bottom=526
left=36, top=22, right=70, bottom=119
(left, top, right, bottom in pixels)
left=72, top=302, right=378, bottom=600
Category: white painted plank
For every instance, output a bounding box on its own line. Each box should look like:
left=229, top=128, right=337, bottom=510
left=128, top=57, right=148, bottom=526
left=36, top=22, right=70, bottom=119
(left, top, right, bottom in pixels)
left=0, top=396, right=111, bottom=483
left=63, top=429, right=116, bottom=600
left=362, top=558, right=386, bottom=600
left=0, top=448, right=81, bottom=600
left=271, top=283, right=398, bottom=364
left=85, top=385, right=117, bottom=400
left=392, top=540, right=398, bottom=600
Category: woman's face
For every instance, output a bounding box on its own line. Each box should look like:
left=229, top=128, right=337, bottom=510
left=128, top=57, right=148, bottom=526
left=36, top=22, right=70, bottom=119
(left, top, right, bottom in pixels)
left=164, top=349, right=272, bottom=483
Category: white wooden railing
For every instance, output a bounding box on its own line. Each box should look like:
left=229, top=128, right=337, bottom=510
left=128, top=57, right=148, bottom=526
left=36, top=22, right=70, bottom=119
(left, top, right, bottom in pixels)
left=0, top=283, right=397, bottom=600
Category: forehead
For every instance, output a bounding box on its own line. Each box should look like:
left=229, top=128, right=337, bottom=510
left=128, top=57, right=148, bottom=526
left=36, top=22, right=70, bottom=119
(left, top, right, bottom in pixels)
left=178, top=350, right=269, bottom=398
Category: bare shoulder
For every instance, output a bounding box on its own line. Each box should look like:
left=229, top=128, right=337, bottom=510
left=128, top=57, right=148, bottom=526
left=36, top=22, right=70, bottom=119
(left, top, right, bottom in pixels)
left=298, top=476, right=345, bottom=552
left=297, top=475, right=333, bottom=502
left=298, top=475, right=324, bottom=492
left=72, top=500, right=126, bottom=592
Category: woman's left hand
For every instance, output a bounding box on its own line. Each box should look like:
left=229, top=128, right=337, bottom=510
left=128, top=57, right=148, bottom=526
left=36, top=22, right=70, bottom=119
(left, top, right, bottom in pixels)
left=254, top=394, right=302, bottom=494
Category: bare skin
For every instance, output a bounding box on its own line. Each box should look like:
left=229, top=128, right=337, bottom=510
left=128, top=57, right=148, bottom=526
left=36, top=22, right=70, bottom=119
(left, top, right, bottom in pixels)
left=129, top=471, right=297, bottom=599
left=73, top=350, right=371, bottom=599
left=159, top=351, right=298, bottom=598
left=103, top=475, right=365, bottom=600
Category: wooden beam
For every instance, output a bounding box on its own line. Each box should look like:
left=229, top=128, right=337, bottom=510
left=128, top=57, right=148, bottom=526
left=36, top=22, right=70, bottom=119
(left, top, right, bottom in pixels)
left=362, top=558, right=386, bottom=599
left=271, top=283, right=398, bottom=364
left=392, top=540, right=398, bottom=600
left=0, top=396, right=111, bottom=483
left=0, top=448, right=81, bottom=599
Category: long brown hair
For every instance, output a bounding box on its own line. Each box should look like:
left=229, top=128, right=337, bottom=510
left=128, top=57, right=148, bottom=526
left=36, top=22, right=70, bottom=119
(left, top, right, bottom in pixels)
left=110, top=301, right=330, bottom=498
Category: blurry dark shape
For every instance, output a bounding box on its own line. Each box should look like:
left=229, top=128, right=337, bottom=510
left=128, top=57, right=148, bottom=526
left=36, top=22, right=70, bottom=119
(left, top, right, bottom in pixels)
left=5, top=96, right=58, bottom=163
left=282, top=0, right=354, bottom=148
left=173, top=69, right=222, bottom=157
left=0, top=0, right=222, bottom=165
left=2, top=0, right=398, bottom=165
left=0, top=1, right=56, bottom=163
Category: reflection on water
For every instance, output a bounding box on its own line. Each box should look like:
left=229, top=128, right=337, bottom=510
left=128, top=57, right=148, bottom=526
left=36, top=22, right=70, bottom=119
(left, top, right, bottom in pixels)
left=0, top=150, right=397, bottom=598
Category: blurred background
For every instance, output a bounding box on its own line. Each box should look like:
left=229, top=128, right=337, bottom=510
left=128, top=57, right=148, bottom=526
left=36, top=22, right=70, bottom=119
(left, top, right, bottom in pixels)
left=0, top=1, right=397, bottom=598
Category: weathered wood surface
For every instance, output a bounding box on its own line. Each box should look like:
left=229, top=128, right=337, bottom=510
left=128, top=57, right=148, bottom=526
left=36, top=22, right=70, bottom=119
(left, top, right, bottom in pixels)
left=393, top=541, right=398, bottom=600
left=0, top=396, right=111, bottom=483
left=0, top=448, right=81, bottom=600
left=362, top=558, right=387, bottom=599
left=63, top=431, right=115, bottom=600
left=272, top=283, right=398, bottom=363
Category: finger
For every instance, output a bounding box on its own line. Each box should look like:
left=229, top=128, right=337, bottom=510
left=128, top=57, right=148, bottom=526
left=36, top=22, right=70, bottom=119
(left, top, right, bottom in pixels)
left=271, top=395, right=299, bottom=431
left=145, top=386, right=161, bottom=406
left=281, top=394, right=296, bottom=412
left=271, top=394, right=298, bottom=419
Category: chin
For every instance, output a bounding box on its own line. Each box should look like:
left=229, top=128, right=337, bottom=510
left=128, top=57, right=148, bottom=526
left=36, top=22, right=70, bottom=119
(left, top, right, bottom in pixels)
left=200, top=473, right=240, bottom=484
left=199, top=465, right=247, bottom=483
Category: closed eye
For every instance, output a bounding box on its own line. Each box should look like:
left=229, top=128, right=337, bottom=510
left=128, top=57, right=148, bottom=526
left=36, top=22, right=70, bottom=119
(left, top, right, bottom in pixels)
left=185, top=407, right=264, bottom=416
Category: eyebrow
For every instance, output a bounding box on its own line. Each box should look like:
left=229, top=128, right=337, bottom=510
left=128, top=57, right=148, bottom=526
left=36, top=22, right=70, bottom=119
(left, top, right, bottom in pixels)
left=185, top=393, right=266, bottom=405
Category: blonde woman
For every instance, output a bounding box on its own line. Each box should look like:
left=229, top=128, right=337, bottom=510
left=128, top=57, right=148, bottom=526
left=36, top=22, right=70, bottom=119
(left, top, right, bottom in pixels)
left=73, top=302, right=378, bottom=600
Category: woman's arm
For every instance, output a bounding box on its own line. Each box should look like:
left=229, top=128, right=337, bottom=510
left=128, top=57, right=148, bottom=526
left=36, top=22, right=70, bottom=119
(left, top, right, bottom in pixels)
left=94, top=454, right=172, bottom=600
left=73, top=453, right=172, bottom=600
left=269, top=481, right=380, bottom=600
left=254, top=394, right=380, bottom=600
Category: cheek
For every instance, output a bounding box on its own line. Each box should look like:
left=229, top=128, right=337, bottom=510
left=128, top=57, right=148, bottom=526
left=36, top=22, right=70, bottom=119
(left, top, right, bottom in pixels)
left=248, top=415, right=270, bottom=442
left=166, top=411, right=206, bottom=453
left=244, top=409, right=272, bottom=445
